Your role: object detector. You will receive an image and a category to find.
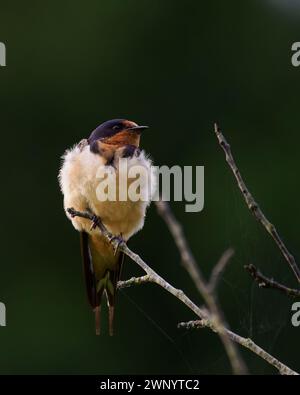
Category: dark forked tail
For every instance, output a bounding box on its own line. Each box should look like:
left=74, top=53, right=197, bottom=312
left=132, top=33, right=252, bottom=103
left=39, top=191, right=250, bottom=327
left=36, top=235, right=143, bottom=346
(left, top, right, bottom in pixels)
left=79, top=231, right=124, bottom=335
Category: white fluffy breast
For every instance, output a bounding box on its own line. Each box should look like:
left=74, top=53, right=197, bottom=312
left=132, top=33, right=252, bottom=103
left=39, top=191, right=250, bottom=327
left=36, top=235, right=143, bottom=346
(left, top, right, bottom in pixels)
left=59, top=144, right=156, bottom=240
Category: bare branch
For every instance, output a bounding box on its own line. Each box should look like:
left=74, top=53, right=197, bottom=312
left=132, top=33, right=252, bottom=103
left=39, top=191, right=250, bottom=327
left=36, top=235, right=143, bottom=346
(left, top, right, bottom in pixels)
left=118, top=275, right=152, bottom=289
left=178, top=320, right=297, bottom=375
left=155, top=201, right=247, bottom=374
left=68, top=207, right=298, bottom=375
left=245, top=264, right=300, bottom=297
left=209, top=248, right=234, bottom=292
left=214, top=123, right=300, bottom=283
left=155, top=200, right=205, bottom=287
left=178, top=320, right=207, bottom=330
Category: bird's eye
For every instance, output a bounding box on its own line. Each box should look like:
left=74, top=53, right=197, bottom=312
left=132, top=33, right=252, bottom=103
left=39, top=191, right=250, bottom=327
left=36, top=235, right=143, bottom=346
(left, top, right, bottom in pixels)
left=113, top=125, right=121, bottom=131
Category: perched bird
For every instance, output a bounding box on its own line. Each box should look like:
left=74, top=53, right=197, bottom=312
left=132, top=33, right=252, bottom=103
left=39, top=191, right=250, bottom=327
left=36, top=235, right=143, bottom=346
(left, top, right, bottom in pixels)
left=59, top=119, right=155, bottom=335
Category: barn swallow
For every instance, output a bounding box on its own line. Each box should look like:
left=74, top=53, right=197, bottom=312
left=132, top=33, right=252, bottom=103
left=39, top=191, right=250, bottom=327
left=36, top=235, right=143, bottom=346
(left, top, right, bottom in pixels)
left=59, top=119, right=153, bottom=335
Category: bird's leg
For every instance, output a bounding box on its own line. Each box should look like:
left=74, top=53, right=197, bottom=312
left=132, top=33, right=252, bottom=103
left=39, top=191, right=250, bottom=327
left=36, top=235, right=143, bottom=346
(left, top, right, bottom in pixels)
left=90, top=214, right=101, bottom=231
left=109, top=233, right=125, bottom=256
left=85, top=207, right=125, bottom=254
left=85, top=206, right=102, bottom=231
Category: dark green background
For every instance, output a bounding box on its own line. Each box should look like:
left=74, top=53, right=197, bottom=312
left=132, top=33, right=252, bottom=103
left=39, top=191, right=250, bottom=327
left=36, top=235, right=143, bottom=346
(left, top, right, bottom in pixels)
left=0, top=0, right=299, bottom=374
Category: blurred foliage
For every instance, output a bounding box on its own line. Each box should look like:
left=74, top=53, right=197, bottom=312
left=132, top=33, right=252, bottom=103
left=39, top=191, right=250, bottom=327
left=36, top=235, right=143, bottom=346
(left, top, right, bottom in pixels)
left=0, top=0, right=299, bottom=374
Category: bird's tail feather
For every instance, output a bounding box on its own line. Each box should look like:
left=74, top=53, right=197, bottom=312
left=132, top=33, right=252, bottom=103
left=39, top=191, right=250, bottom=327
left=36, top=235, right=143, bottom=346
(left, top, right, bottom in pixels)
left=80, top=231, right=124, bottom=335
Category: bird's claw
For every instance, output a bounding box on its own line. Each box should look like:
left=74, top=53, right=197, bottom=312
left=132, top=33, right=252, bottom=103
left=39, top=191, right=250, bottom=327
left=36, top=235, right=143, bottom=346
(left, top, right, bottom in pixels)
left=90, top=214, right=100, bottom=231
left=109, top=234, right=125, bottom=255
left=67, top=207, right=76, bottom=218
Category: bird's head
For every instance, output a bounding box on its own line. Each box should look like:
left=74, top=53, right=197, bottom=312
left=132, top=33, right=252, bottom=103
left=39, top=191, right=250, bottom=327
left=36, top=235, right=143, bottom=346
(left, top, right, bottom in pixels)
left=88, top=119, right=149, bottom=149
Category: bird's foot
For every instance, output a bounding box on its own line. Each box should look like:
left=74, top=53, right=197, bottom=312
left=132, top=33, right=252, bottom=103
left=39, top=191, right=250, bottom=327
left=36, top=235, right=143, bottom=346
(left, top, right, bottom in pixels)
left=90, top=214, right=101, bottom=231
left=67, top=207, right=76, bottom=218
left=108, top=234, right=125, bottom=255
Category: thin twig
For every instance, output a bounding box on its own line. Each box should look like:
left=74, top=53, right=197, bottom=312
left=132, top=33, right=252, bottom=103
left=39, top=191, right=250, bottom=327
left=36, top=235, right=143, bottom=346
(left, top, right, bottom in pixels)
left=155, top=201, right=247, bottom=375
left=214, top=123, right=300, bottom=283
left=177, top=320, right=207, bottom=330
left=118, top=275, right=152, bottom=289
left=178, top=320, right=297, bottom=375
left=245, top=264, right=300, bottom=297
left=209, top=248, right=234, bottom=292
left=67, top=207, right=298, bottom=375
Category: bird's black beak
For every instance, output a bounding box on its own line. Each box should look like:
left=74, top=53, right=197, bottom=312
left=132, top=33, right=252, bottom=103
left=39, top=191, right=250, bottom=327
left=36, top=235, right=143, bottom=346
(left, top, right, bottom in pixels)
left=127, top=125, right=149, bottom=134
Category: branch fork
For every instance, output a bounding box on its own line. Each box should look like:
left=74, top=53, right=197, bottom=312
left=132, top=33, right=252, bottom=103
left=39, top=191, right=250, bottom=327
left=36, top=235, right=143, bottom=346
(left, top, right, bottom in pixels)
left=67, top=202, right=298, bottom=375
left=214, top=123, right=300, bottom=296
